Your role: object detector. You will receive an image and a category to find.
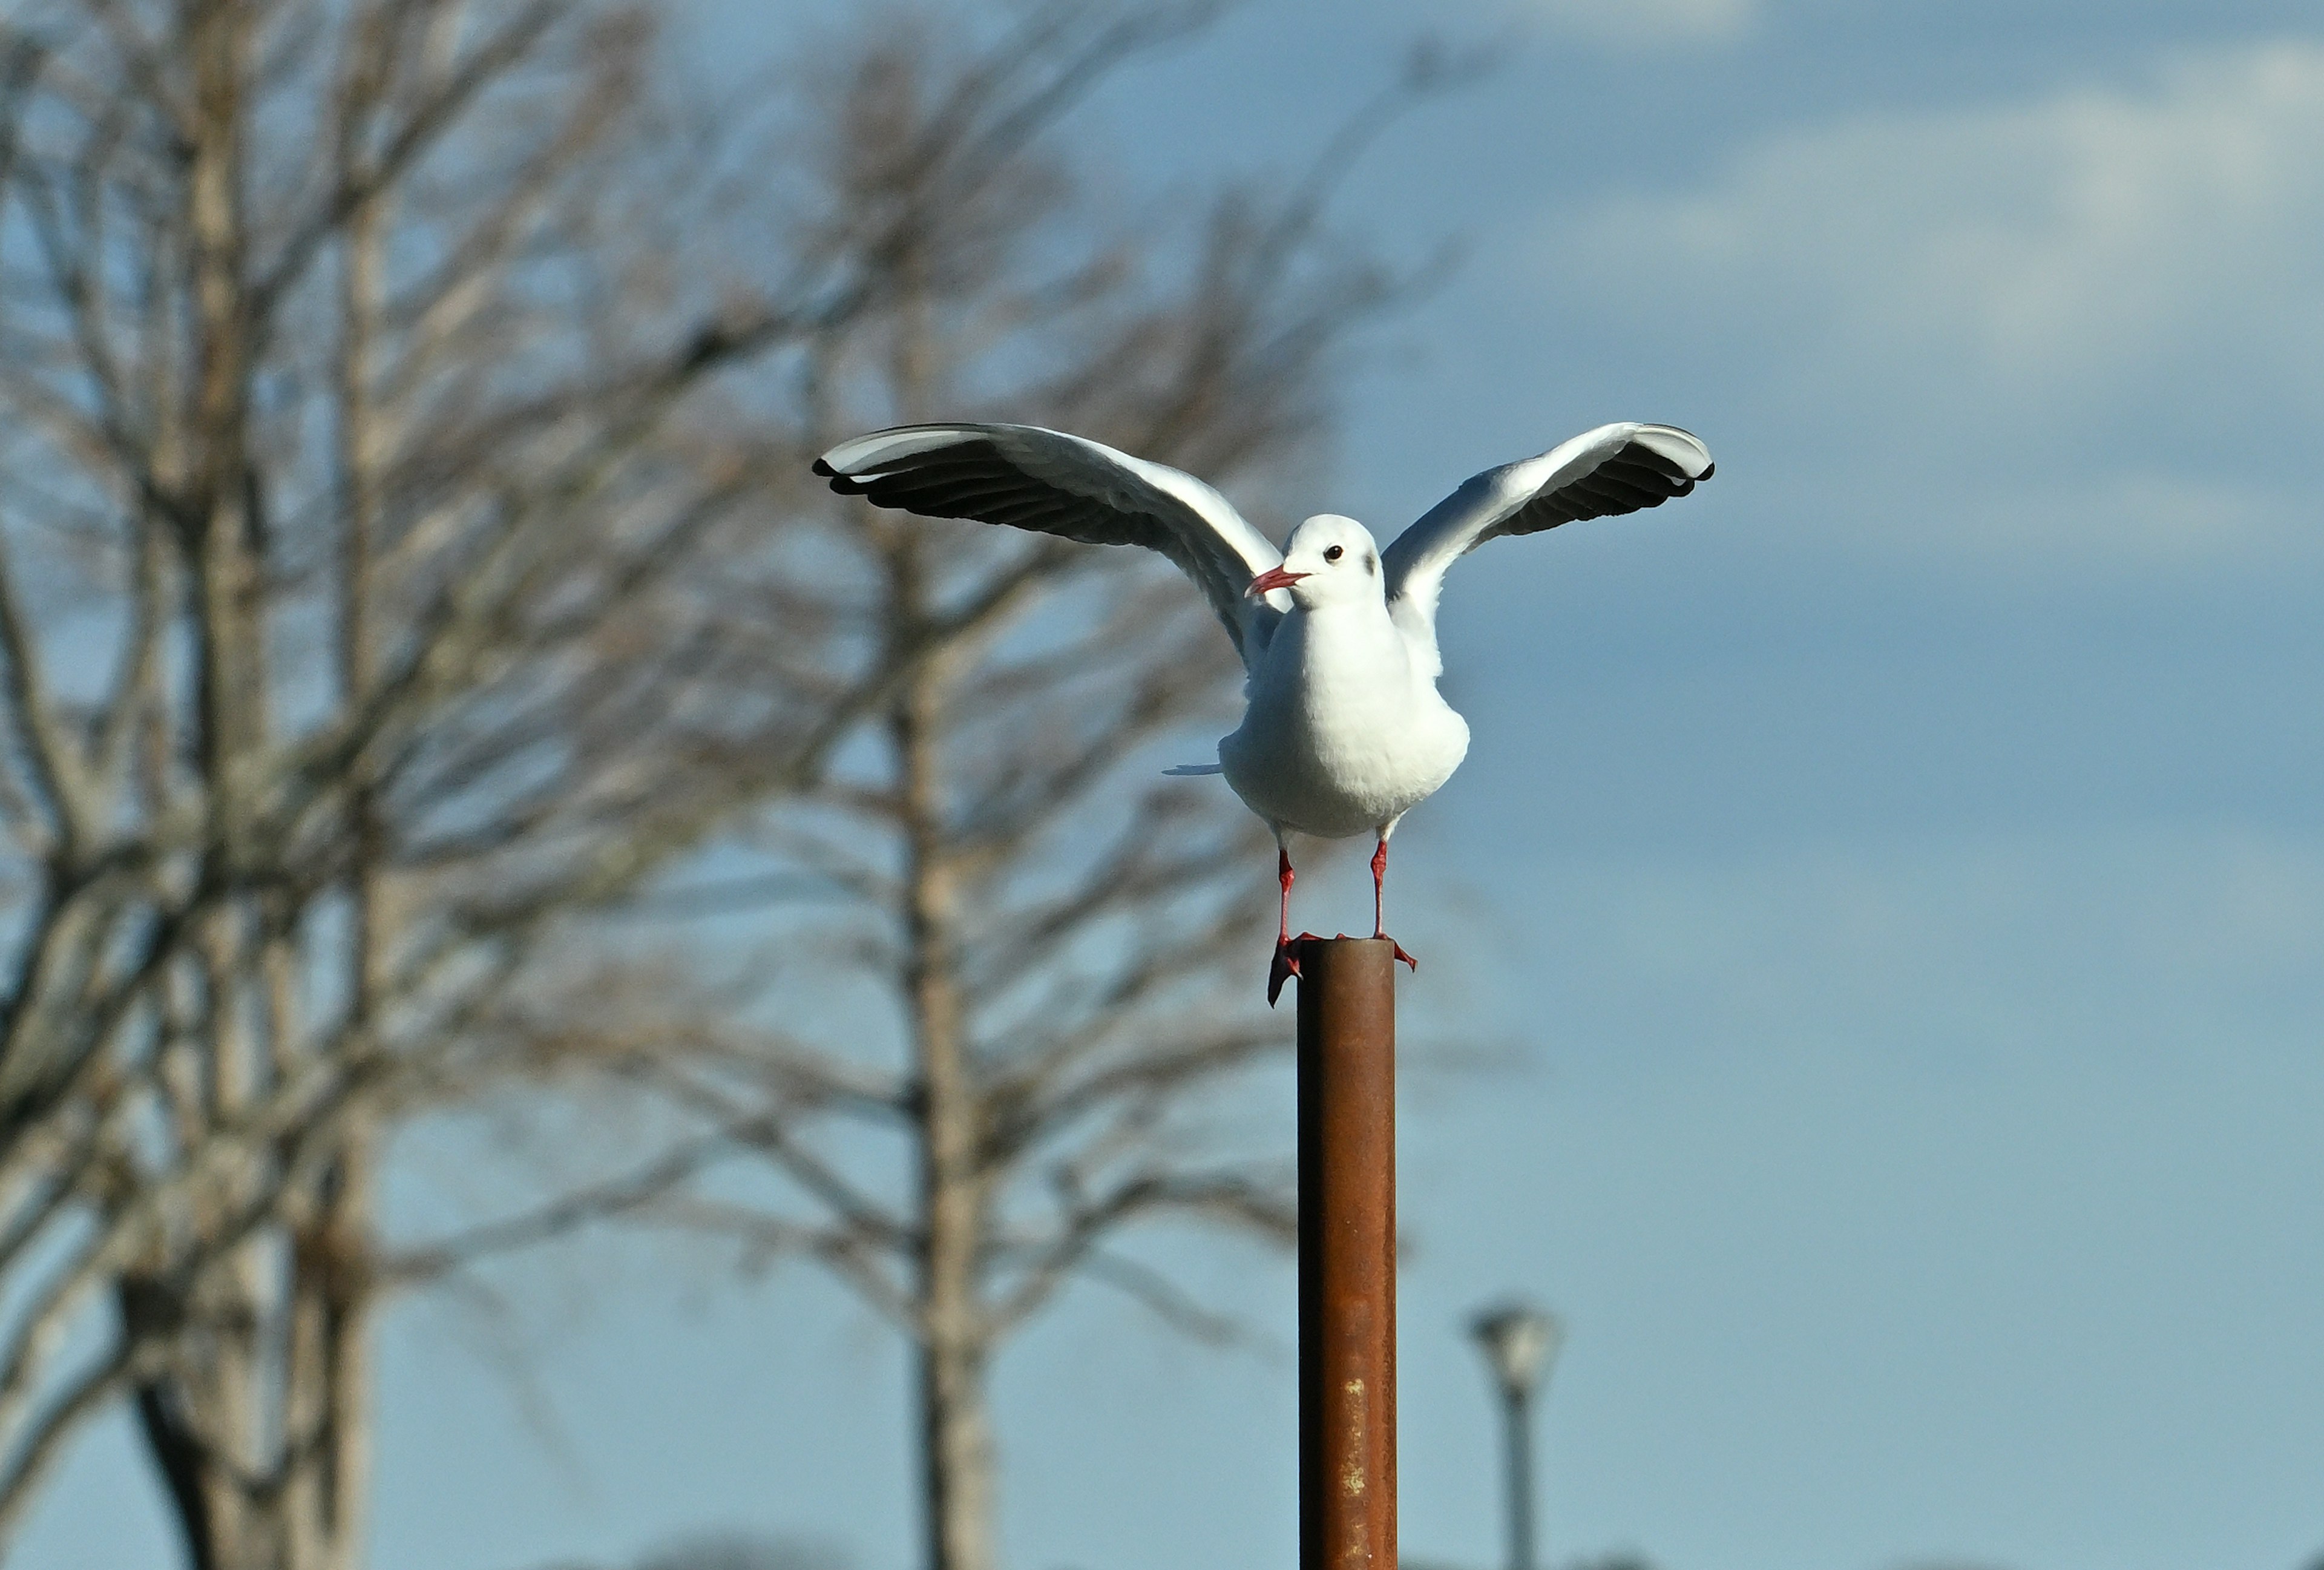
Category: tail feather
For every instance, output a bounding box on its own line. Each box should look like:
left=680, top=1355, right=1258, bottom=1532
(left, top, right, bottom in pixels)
left=1163, top=763, right=1224, bottom=777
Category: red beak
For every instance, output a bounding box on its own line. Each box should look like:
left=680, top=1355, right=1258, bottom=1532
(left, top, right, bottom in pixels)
left=1247, top=565, right=1310, bottom=597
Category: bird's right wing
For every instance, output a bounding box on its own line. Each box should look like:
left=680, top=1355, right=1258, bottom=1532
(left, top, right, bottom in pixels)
left=1381, top=423, right=1714, bottom=657
left=814, top=423, right=1288, bottom=663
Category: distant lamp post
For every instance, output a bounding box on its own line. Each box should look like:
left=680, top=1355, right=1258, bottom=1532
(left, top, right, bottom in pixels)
left=1469, top=1301, right=1564, bottom=1570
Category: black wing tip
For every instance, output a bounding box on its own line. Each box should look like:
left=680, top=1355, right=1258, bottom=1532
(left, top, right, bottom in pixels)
left=1621, top=438, right=1714, bottom=490
left=1630, top=425, right=1715, bottom=481
left=815, top=459, right=874, bottom=496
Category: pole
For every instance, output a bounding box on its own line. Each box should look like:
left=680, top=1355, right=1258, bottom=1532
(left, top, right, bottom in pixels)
left=1500, top=1384, right=1534, bottom=1570
left=1296, top=936, right=1397, bottom=1570
left=1471, top=1303, right=1561, bottom=1570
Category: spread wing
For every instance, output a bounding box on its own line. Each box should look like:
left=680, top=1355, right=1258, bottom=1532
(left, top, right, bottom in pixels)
left=813, top=422, right=1288, bottom=664
left=1381, top=422, right=1714, bottom=657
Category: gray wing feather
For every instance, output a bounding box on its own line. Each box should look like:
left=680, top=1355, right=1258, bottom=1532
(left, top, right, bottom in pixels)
left=1381, top=422, right=1713, bottom=654
left=814, top=422, right=1286, bottom=663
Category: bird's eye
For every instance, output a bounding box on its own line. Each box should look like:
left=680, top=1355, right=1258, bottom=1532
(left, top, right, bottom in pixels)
left=1323, top=544, right=1344, bottom=562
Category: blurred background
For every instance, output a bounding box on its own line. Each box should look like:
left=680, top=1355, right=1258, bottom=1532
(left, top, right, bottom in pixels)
left=1, top=2, right=2319, bottom=1570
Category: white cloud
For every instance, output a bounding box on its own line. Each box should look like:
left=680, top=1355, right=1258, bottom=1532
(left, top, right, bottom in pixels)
left=1526, top=41, right=2324, bottom=570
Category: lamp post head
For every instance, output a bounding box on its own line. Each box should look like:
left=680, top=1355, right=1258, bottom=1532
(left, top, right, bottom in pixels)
left=1469, top=1301, right=1563, bottom=1399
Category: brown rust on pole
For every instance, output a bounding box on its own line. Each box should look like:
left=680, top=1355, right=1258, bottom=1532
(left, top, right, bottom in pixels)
left=1297, top=936, right=1397, bottom=1570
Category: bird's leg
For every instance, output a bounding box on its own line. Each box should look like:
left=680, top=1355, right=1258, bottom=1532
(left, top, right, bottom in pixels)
left=1370, top=836, right=1418, bottom=973
left=1268, top=846, right=1318, bottom=1007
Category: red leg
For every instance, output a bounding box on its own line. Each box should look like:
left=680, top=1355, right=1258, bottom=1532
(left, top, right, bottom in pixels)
left=1269, top=847, right=1301, bottom=1006
left=1370, top=836, right=1417, bottom=972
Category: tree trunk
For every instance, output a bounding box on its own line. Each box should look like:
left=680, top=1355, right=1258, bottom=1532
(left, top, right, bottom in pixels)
left=890, top=542, right=999, bottom=1570
left=153, top=8, right=286, bottom=1568
left=284, top=1129, right=376, bottom=1570
left=915, top=1330, right=996, bottom=1570
left=279, top=85, right=392, bottom=1570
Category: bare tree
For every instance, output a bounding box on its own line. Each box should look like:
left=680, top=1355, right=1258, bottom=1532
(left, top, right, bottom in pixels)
left=0, top=1, right=1451, bottom=1566
left=0, top=1, right=979, bottom=1564
left=419, top=12, right=1461, bottom=1570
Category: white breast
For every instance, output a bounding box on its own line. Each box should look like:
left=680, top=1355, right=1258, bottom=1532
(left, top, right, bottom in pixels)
left=1218, top=599, right=1470, bottom=841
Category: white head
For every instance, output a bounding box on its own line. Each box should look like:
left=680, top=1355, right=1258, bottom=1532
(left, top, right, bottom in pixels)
left=1247, top=514, right=1385, bottom=610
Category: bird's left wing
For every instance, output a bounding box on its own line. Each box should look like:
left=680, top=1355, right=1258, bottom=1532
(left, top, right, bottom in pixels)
left=1381, top=422, right=1713, bottom=655
left=814, top=423, right=1288, bottom=663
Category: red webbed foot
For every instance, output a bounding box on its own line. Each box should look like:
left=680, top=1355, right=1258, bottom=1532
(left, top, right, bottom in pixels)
left=1267, top=933, right=1327, bottom=1007
left=1370, top=931, right=1417, bottom=971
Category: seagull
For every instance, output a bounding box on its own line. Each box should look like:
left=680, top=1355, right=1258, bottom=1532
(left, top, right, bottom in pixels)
left=814, top=420, right=1715, bottom=1003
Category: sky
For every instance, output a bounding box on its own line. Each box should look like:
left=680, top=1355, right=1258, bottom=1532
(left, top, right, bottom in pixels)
left=16, top=3, right=2324, bottom=1569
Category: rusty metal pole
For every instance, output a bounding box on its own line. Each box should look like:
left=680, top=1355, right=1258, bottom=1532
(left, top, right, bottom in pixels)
left=1296, top=936, right=1397, bottom=1570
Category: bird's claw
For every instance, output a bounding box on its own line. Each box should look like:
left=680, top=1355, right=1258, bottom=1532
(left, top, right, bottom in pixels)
left=1267, top=942, right=1299, bottom=1007
left=1374, top=933, right=1418, bottom=971
left=1267, top=933, right=1327, bottom=1007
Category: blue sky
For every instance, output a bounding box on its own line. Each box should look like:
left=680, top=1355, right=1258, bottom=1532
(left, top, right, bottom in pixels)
left=18, top=3, right=2324, bottom=1569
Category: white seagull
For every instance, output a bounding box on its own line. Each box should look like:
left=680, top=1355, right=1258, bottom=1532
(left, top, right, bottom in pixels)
left=815, top=420, right=1715, bottom=1003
